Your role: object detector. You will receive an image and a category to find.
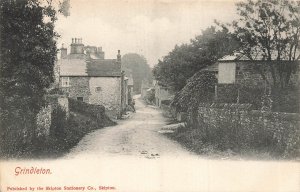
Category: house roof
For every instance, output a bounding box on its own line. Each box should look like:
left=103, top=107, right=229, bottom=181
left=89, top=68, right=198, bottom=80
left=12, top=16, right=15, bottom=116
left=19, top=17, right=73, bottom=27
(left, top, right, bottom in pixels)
left=86, top=59, right=121, bottom=77
left=58, top=59, right=87, bottom=76
left=58, top=58, right=121, bottom=77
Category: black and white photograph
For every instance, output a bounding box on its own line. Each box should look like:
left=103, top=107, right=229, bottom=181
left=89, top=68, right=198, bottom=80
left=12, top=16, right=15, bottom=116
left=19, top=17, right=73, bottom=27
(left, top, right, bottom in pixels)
left=0, top=0, right=299, bottom=191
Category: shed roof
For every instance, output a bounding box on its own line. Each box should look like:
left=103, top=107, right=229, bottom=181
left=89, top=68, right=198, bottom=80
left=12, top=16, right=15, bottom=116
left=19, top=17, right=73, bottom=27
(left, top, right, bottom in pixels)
left=219, top=51, right=300, bottom=62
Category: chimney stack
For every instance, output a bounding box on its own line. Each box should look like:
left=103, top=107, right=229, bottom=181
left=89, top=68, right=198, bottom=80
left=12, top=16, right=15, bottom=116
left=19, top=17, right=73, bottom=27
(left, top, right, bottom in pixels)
left=117, top=50, right=121, bottom=62
left=70, top=37, right=84, bottom=54
left=60, top=44, right=67, bottom=59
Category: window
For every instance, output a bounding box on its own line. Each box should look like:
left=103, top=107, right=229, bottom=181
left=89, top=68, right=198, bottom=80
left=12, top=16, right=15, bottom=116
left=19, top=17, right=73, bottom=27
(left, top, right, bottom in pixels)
left=95, top=87, right=102, bottom=92
left=61, top=77, right=70, bottom=87
left=77, top=97, right=83, bottom=101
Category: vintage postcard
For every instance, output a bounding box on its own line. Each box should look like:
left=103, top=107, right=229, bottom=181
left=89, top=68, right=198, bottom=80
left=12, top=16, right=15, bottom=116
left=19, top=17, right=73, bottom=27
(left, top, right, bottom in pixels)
left=0, top=0, right=299, bottom=191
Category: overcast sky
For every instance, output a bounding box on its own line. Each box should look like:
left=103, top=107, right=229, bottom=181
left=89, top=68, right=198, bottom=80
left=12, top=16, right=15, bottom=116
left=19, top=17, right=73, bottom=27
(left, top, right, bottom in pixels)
left=55, top=0, right=238, bottom=67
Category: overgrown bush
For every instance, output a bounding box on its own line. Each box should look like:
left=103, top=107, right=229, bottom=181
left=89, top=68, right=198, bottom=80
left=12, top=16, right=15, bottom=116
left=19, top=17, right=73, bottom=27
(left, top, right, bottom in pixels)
left=0, top=106, right=37, bottom=158
left=144, top=88, right=155, bottom=104
left=171, top=71, right=217, bottom=112
left=69, top=99, right=104, bottom=118
left=272, top=87, right=300, bottom=113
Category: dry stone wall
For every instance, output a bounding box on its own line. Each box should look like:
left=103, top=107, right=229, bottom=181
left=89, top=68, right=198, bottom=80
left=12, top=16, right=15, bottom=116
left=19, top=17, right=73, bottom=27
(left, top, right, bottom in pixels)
left=187, top=103, right=300, bottom=157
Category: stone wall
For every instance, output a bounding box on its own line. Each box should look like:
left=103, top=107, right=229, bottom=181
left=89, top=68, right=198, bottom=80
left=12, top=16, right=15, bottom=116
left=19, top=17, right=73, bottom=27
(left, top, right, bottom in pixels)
left=89, top=77, right=121, bottom=118
left=36, top=105, right=52, bottom=137
left=36, top=95, right=69, bottom=137
left=187, top=103, right=300, bottom=156
left=60, top=77, right=91, bottom=102
left=58, top=97, right=69, bottom=117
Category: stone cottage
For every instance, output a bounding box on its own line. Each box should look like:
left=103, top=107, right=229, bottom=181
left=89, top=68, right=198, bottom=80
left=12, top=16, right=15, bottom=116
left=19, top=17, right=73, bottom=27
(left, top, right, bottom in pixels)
left=57, top=38, right=127, bottom=118
left=153, top=80, right=174, bottom=108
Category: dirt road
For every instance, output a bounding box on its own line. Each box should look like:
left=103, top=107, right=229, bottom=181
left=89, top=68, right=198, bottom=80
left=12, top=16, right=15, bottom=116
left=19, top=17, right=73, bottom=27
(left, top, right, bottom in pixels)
left=66, top=96, right=192, bottom=159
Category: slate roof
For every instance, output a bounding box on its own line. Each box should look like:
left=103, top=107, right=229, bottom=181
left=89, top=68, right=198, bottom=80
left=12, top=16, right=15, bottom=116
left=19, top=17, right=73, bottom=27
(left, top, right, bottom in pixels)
left=86, top=59, right=121, bottom=77
left=58, top=58, right=121, bottom=77
left=58, top=59, right=87, bottom=76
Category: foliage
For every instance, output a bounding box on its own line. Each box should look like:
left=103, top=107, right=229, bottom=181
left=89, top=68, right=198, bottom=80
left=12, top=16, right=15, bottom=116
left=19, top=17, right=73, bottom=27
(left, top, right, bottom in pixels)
left=153, top=26, right=239, bottom=92
left=215, top=84, right=265, bottom=109
left=69, top=98, right=115, bottom=126
left=228, top=0, right=300, bottom=87
left=171, top=71, right=217, bottom=111
left=144, top=88, right=155, bottom=104
left=50, top=105, right=67, bottom=137
left=58, top=0, right=70, bottom=17
left=121, top=53, right=152, bottom=93
left=271, top=86, right=300, bottom=113
left=0, top=0, right=58, bottom=112
left=0, top=0, right=66, bottom=156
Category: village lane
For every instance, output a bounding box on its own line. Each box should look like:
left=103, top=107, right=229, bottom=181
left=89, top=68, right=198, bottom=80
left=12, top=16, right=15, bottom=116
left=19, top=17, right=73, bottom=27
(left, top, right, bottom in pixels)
left=57, top=95, right=299, bottom=192
left=1, top=96, right=299, bottom=192
left=66, top=95, right=193, bottom=159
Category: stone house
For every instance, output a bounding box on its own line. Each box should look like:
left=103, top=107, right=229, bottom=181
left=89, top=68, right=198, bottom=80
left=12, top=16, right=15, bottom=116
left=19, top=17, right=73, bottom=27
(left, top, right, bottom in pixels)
left=57, top=38, right=128, bottom=119
left=153, top=80, right=174, bottom=108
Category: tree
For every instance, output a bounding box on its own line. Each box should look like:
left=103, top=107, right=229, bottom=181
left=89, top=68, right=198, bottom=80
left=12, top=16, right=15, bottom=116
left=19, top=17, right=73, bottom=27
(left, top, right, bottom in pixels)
left=230, top=0, right=300, bottom=87
left=153, top=44, right=197, bottom=91
left=121, top=53, right=152, bottom=93
left=0, top=0, right=65, bottom=155
left=153, top=26, right=239, bottom=92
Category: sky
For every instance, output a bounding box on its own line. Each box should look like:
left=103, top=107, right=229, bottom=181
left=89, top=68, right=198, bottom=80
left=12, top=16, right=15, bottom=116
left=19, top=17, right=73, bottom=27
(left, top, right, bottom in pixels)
left=55, top=0, right=239, bottom=67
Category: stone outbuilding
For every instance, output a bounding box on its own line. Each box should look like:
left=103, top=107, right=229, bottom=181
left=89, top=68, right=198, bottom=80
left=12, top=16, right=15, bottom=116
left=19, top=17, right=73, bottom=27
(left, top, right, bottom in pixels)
left=153, top=80, right=174, bottom=108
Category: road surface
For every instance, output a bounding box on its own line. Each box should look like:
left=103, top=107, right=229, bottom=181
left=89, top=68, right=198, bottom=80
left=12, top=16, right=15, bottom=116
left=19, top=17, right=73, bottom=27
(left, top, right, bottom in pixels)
left=66, top=95, right=192, bottom=159
left=1, top=96, right=299, bottom=192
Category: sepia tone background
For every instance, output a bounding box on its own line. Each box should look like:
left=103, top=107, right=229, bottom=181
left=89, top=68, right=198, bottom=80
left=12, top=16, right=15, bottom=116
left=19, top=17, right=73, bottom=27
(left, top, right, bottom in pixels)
left=1, top=0, right=299, bottom=191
